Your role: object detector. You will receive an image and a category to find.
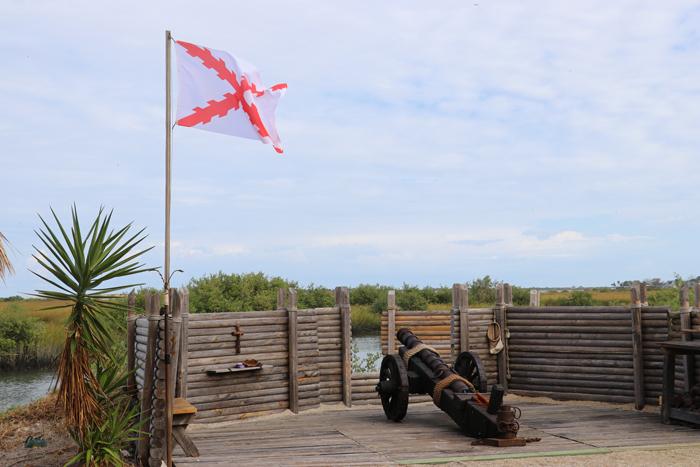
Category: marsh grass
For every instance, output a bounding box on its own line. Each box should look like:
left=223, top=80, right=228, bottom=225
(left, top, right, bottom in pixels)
left=351, top=305, right=379, bottom=334
left=0, top=299, right=70, bottom=368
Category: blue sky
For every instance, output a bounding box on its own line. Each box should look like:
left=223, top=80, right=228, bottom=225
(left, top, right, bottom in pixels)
left=1, top=1, right=699, bottom=295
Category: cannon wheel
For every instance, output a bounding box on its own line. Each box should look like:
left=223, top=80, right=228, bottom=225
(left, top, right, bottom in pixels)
left=453, top=351, right=487, bottom=393
left=377, top=354, right=409, bottom=422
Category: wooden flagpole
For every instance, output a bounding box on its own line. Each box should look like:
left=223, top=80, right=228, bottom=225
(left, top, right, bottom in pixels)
left=164, top=29, right=173, bottom=467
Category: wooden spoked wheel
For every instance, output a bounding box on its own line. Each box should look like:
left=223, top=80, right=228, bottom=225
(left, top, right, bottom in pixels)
left=453, top=351, right=487, bottom=393
left=376, top=354, right=409, bottom=422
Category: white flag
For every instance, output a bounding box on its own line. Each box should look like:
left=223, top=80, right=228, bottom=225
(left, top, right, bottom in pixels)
left=174, top=39, right=287, bottom=154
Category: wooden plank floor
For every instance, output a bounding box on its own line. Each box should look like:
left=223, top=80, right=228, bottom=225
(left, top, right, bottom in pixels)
left=174, top=399, right=700, bottom=466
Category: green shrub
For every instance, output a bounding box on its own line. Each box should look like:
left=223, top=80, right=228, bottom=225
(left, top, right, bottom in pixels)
left=298, top=284, right=335, bottom=308
left=469, top=276, right=495, bottom=305
left=0, top=311, right=44, bottom=369
left=419, top=286, right=437, bottom=304
left=188, top=272, right=290, bottom=312
left=432, top=286, right=452, bottom=304
left=512, top=286, right=531, bottom=305
left=371, top=294, right=388, bottom=313
left=133, top=287, right=161, bottom=311
left=647, top=288, right=681, bottom=309
left=188, top=272, right=343, bottom=312
left=396, top=284, right=428, bottom=310
left=351, top=284, right=389, bottom=306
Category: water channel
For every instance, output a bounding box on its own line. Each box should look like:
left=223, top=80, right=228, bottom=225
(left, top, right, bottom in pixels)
left=0, top=335, right=382, bottom=411
left=0, top=369, right=55, bottom=412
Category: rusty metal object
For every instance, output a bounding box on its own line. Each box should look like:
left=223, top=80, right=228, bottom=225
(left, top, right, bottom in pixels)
left=496, top=405, right=521, bottom=439
left=231, top=323, right=244, bottom=354
left=376, top=328, right=523, bottom=440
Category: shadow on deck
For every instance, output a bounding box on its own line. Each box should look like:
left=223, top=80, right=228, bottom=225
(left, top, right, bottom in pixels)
left=174, top=398, right=700, bottom=466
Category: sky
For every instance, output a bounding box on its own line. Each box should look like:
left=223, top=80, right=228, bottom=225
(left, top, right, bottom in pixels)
left=1, top=1, right=700, bottom=295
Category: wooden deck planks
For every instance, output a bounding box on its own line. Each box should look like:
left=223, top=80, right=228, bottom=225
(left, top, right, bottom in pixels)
left=174, top=399, right=700, bottom=466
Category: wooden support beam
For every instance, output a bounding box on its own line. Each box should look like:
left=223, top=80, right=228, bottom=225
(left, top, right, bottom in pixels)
left=176, top=288, right=189, bottom=399
left=288, top=288, right=299, bottom=413
left=529, top=290, right=540, bottom=307
left=662, top=349, right=675, bottom=424
left=127, top=290, right=137, bottom=396
left=680, top=285, right=694, bottom=392
left=452, top=283, right=469, bottom=353
left=630, top=287, right=645, bottom=410
left=336, top=286, right=352, bottom=407
left=166, top=290, right=183, bottom=465
left=504, top=283, right=513, bottom=306
left=681, top=284, right=690, bottom=309
left=387, top=290, right=396, bottom=354
left=138, top=293, right=160, bottom=465
left=277, top=287, right=288, bottom=310
left=495, top=284, right=508, bottom=388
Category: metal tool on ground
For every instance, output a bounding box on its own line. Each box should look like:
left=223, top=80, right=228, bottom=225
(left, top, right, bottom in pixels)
left=376, top=328, right=524, bottom=443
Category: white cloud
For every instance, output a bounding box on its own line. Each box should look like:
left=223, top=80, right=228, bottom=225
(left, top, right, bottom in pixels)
left=309, top=229, right=648, bottom=262
left=1, top=1, right=698, bottom=292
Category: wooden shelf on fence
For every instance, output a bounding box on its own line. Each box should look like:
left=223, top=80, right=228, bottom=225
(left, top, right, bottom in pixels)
left=680, top=328, right=700, bottom=334
left=206, top=365, right=269, bottom=376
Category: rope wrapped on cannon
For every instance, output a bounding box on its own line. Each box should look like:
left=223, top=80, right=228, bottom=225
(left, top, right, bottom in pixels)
left=376, top=327, right=521, bottom=441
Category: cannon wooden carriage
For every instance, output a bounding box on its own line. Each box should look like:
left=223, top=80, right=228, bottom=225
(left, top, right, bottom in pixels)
left=376, top=328, right=523, bottom=444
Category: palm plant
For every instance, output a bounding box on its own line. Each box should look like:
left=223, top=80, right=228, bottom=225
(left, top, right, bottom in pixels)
left=0, top=232, right=14, bottom=282
left=32, top=206, right=153, bottom=435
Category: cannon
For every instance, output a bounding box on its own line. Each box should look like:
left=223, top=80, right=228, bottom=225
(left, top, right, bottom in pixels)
left=376, top=328, right=523, bottom=444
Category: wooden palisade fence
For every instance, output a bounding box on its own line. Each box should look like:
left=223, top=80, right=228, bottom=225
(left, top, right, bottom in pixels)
left=129, top=286, right=352, bottom=465
left=378, top=282, right=686, bottom=409
left=129, top=281, right=700, bottom=464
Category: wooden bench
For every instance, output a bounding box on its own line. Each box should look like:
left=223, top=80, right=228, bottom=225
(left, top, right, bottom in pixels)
left=172, top=397, right=199, bottom=457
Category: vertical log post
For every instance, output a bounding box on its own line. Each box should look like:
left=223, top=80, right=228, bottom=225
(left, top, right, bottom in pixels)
left=336, top=286, right=352, bottom=407
left=452, top=283, right=469, bottom=353
left=495, top=284, right=508, bottom=389
left=175, top=288, right=189, bottom=399
left=277, top=287, right=288, bottom=310
left=126, top=290, right=137, bottom=396
left=504, top=283, right=513, bottom=306
left=150, top=297, right=170, bottom=466
left=662, top=348, right=675, bottom=424
left=287, top=288, right=299, bottom=414
left=137, top=293, right=159, bottom=465
left=630, top=286, right=645, bottom=410
left=164, top=290, right=182, bottom=465
left=640, top=282, right=648, bottom=307
left=387, top=290, right=396, bottom=354
left=529, top=290, right=540, bottom=307
left=680, top=285, right=694, bottom=392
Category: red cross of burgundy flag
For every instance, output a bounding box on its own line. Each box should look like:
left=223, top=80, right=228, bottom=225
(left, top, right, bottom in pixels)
left=174, top=40, right=287, bottom=154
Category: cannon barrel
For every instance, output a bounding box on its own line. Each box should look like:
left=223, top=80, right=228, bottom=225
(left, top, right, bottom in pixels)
left=397, top=328, right=472, bottom=394
left=376, top=327, right=521, bottom=441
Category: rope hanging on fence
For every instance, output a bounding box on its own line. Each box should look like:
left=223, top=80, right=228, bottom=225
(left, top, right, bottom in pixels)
left=402, top=343, right=440, bottom=364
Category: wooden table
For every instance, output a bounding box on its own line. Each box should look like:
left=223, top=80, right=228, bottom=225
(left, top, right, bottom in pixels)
left=660, top=340, right=700, bottom=425
left=173, top=397, right=199, bottom=457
